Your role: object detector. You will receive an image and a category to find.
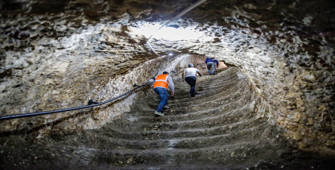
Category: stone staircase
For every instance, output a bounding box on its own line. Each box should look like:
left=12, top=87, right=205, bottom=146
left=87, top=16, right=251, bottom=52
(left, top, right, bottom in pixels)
left=58, top=67, right=287, bottom=168
left=3, top=67, right=333, bottom=170
left=82, top=67, right=285, bottom=169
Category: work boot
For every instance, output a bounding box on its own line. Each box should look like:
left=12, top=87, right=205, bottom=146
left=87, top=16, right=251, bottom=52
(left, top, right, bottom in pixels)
left=163, top=105, right=169, bottom=109
left=189, top=93, right=195, bottom=98
left=155, top=111, right=164, bottom=116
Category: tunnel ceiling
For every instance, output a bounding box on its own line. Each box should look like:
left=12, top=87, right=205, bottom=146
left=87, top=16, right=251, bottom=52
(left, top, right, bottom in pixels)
left=0, top=0, right=335, bottom=152
left=1, top=0, right=334, bottom=52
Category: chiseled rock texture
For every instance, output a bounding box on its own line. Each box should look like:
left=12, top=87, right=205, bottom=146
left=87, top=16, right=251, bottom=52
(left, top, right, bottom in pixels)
left=0, top=0, right=334, bottom=162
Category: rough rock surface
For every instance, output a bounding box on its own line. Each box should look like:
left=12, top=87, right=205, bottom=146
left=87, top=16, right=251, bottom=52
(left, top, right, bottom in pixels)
left=0, top=0, right=335, bottom=168
left=1, top=59, right=334, bottom=169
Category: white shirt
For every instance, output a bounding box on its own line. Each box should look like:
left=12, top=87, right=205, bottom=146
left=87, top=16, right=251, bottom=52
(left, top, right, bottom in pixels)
left=184, top=68, right=200, bottom=77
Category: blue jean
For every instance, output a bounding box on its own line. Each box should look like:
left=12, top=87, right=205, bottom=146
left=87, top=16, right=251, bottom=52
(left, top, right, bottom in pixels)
left=185, top=76, right=196, bottom=96
left=154, top=87, right=169, bottom=112
left=207, top=62, right=216, bottom=75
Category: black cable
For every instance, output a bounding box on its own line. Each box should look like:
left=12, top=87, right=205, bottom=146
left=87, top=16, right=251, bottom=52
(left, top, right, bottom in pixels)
left=0, top=83, right=147, bottom=120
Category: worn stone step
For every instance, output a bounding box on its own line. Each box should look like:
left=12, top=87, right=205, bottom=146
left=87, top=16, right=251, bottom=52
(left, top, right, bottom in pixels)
left=141, top=105, right=255, bottom=131
left=53, top=135, right=279, bottom=169
left=169, top=68, right=238, bottom=87
left=135, top=87, right=246, bottom=114
left=127, top=93, right=251, bottom=120
left=174, top=74, right=239, bottom=91
left=169, top=80, right=250, bottom=107
left=145, top=78, right=244, bottom=106
left=59, top=120, right=266, bottom=151
left=168, top=79, right=240, bottom=101
left=132, top=82, right=253, bottom=117
left=99, top=113, right=258, bottom=141
left=135, top=69, right=241, bottom=105
left=131, top=87, right=244, bottom=114
left=177, top=71, right=238, bottom=85
left=99, top=102, right=255, bottom=139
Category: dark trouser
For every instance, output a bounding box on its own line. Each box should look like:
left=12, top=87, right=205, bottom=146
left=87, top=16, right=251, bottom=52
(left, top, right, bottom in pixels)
left=207, top=62, right=216, bottom=75
left=185, top=76, right=196, bottom=96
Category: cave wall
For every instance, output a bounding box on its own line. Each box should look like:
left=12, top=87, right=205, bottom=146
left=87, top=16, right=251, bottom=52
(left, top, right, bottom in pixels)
left=0, top=0, right=334, bottom=151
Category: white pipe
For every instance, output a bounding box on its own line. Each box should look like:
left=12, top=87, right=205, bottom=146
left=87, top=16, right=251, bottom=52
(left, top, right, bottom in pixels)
left=147, top=40, right=159, bottom=56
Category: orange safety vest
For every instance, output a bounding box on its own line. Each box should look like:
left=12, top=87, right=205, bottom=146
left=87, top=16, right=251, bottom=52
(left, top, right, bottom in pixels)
left=153, top=74, right=169, bottom=90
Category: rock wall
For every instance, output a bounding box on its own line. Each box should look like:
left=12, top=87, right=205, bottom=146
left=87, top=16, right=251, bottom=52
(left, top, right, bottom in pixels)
left=0, top=16, right=160, bottom=137
left=0, top=0, right=334, bottom=151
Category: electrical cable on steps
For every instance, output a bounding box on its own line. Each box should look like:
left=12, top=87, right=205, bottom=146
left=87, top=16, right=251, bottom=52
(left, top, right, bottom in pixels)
left=0, top=83, right=148, bottom=121
left=146, top=0, right=207, bottom=55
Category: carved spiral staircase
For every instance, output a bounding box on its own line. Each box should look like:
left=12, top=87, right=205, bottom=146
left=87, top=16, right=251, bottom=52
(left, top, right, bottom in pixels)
left=1, top=66, right=333, bottom=170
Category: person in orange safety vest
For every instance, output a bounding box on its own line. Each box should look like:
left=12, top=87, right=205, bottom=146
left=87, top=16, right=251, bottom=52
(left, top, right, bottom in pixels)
left=153, top=71, right=175, bottom=116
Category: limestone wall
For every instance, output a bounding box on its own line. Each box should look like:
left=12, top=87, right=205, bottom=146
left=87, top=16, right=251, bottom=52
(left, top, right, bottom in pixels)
left=0, top=0, right=334, bottom=150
